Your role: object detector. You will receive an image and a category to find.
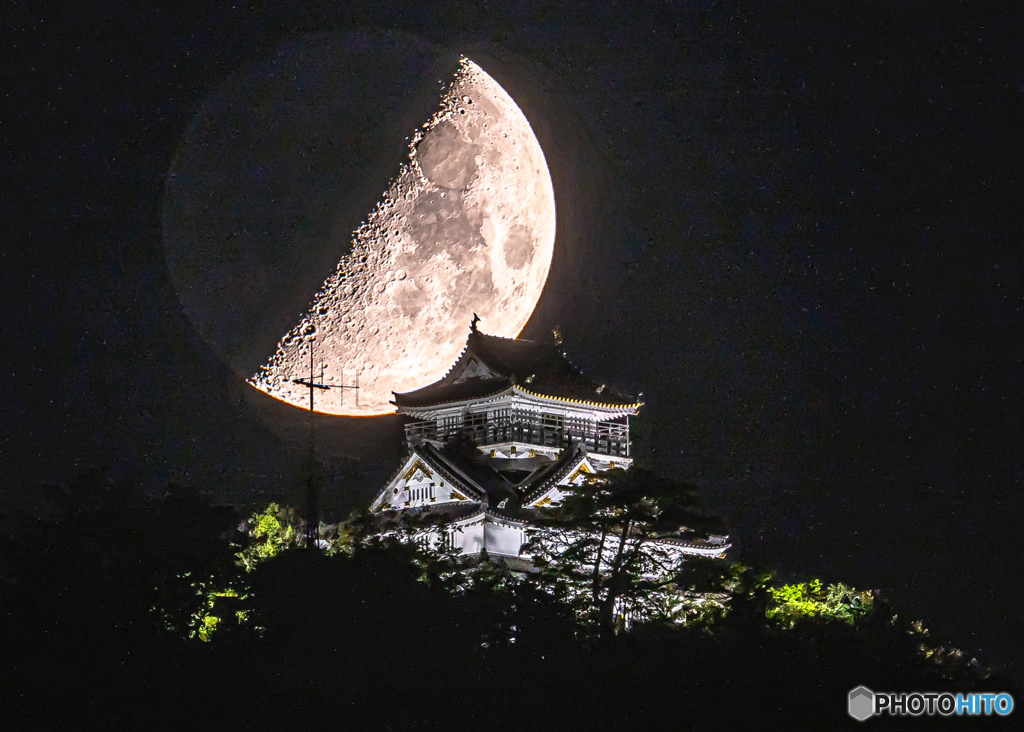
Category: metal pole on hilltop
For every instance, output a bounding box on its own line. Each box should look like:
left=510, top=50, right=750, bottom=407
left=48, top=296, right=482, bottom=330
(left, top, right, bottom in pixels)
left=289, top=338, right=359, bottom=546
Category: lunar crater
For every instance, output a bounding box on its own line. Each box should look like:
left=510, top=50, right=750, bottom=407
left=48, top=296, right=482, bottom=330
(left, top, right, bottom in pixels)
left=414, top=120, right=479, bottom=191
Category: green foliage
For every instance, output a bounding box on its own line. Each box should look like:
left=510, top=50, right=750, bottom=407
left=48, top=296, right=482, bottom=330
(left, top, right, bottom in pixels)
left=235, top=503, right=302, bottom=572
left=320, top=520, right=355, bottom=556
left=185, top=502, right=312, bottom=640
left=671, top=563, right=982, bottom=679
left=137, top=493, right=960, bottom=677
left=161, top=576, right=250, bottom=642
left=115, top=481, right=994, bottom=686
left=902, top=619, right=992, bottom=682
left=151, top=502, right=306, bottom=642
left=196, top=614, right=219, bottom=642
left=169, top=503, right=433, bottom=642
left=765, top=578, right=875, bottom=628
left=155, top=502, right=367, bottom=642
left=151, top=503, right=301, bottom=642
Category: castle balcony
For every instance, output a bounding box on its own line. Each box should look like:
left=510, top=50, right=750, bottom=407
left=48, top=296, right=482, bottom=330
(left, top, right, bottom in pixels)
left=404, top=408, right=631, bottom=459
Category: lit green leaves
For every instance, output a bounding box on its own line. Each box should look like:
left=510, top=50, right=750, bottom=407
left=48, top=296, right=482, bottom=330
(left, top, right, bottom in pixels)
left=765, top=579, right=875, bottom=628
left=235, top=503, right=302, bottom=572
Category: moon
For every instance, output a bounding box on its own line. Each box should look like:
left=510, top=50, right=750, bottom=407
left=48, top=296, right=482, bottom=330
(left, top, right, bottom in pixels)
left=248, top=57, right=556, bottom=415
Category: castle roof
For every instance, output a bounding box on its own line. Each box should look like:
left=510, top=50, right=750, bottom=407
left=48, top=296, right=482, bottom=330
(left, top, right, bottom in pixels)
left=519, top=442, right=591, bottom=506
left=372, top=433, right=730, bottom=558
left=392, top=330, right=642, bottom=412
left=376, top=437, right=592, bottom=513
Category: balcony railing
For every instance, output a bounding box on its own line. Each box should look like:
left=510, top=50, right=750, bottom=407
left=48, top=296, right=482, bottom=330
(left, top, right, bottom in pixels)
left=404, top=408, right=630, bottom=458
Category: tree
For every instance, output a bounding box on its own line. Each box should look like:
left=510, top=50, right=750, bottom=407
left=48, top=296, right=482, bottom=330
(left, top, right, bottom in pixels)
left=234, top=502, right=304, bottom=572
left=765, top=578, right=876, bottom=629
left=521, top=467, right=727, bottom=636
left=343, top=505, right=475, bottom=594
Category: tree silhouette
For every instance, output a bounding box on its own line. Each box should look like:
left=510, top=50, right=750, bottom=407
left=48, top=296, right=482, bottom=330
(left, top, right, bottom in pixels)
left=522, top=467, right=727, bottom=635
left=2, top=470, right=1018, bottom=730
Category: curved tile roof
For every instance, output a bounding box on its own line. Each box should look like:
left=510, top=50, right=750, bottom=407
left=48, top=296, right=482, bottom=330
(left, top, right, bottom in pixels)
left=393, top=330, right=641, bottom=410
left=520, top=442, right=590, bottom=506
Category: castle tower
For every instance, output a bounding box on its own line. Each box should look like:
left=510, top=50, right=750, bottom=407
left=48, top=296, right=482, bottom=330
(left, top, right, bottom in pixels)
left=369, top=328, right=726, bottom=564
left=398, top=327, right=639, bottom=468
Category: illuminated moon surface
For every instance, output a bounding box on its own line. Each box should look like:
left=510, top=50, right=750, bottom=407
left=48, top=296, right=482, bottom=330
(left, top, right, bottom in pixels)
left=248, top=58, right=556, bottom=415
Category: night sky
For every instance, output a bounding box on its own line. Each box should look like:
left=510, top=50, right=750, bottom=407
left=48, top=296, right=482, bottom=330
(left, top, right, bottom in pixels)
left=5, top=1, right=1023, bottom=675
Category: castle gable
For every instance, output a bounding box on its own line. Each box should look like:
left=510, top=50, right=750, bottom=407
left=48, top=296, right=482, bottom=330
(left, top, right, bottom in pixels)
left=452, top=356, right=502, bottom=383
left=371, top=447, right=485, bottom=512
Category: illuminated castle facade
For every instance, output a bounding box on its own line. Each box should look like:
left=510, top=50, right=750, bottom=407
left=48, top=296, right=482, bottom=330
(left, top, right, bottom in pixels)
left=370, top=325, right=727, bottom=564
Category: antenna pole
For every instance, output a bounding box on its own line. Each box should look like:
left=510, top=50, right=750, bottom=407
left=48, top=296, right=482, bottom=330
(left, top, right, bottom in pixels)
left=287, top=341, right=360, bottom=547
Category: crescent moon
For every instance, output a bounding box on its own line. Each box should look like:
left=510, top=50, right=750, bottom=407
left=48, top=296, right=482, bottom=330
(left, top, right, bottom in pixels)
left=249, top=57, right=556, bottom=415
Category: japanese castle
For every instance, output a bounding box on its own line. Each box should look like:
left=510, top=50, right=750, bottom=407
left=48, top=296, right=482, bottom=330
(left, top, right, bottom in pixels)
left=370, top=323, right=728, bottom=564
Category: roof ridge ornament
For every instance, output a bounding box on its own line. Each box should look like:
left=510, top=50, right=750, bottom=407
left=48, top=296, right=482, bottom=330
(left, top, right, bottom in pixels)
left=470, top=313, right=480, bottom=333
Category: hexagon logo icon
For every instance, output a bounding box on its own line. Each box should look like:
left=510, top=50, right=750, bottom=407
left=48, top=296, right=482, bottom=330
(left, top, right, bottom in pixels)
left=848, top=686, right=875, bottom=721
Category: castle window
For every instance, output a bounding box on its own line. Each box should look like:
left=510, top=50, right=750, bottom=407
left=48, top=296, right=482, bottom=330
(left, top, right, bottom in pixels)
left=408, top=483, right=437, bottom=504
left=464, top=411, right=487, bottom=435
left=542, top=413, right=564, bottom=446
left=542, top=413, right=564, bottom=428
